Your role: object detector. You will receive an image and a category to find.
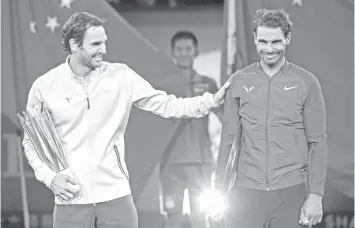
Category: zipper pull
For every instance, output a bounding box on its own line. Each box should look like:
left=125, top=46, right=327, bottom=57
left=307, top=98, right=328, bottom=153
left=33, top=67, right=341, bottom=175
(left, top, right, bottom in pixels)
left=87, top=97, right=90, bottom=109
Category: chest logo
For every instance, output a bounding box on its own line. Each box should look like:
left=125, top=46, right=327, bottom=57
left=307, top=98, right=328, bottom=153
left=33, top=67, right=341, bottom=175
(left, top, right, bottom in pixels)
left=243, top=85, right=255, bottom=93
left=284, top=85, right=298, bottom=91
left=64, top=97, right=71, bottom=103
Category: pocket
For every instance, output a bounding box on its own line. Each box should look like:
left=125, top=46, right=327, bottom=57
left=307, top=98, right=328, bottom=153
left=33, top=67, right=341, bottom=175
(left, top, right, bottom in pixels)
left=113, top=145, right=129, bottom=180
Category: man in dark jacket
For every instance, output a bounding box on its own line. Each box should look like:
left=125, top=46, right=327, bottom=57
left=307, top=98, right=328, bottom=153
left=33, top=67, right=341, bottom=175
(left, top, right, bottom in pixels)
left=160, top=31, right=222, bottom=228
left=214, top=9, right=327, bottom=228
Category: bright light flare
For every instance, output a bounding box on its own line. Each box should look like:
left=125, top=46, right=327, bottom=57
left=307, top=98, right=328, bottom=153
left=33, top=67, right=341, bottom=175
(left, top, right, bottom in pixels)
left=198, top=189, right=226, bottom=217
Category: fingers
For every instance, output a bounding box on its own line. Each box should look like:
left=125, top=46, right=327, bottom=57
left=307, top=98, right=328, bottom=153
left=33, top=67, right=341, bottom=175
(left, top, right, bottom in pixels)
left=58, top=190, right=75, bottom=200
left=58, top=193, right=69, bottom=201
left=214, top=81, right=231, bottom=104
left=308, top=216, right=318, bottom=228
left=312, top=215, right=321, bottom=226
left=64, top=175, right=77, bottom=185
left=67, top=183, right=81, bottom=194
left=63, top=190, right=75, bottom=199
left=303, top=214, right=322, bottom=227
left=216, top=81, right=231, bottom=93
left=63, top=175, right=80, bottom=193
left=299, top=206, right=305, bottom=224
left=221, top=81, right=231, bottom=91
left=57, top=194, right=67, bottom=202
left=318, top=214, right=323, bottom=224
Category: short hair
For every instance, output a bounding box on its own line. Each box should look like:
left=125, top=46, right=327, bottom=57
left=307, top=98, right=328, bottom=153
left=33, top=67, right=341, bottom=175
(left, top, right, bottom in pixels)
left=171, top=31, right=198, bottom=48
left=61, top=12, right=106, bottom=53
left=253, top=9, right=291, bottom=37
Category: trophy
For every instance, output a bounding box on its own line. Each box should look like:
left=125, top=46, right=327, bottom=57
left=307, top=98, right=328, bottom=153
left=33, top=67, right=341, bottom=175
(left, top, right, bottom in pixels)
left=17, top=102, right=80, bottom=203
left=208, top=120, right=242, bottom=222
left=223, top=122, right=242, bottom=193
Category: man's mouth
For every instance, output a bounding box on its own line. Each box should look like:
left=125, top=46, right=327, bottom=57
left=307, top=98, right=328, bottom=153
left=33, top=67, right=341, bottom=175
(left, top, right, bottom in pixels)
left=262, top=52, right=280, bottom=59
left=93, top=55, right=102, bottom=61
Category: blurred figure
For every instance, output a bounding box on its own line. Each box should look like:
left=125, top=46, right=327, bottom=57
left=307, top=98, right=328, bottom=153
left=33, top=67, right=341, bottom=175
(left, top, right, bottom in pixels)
left=160, top=31, right=222, bottom=228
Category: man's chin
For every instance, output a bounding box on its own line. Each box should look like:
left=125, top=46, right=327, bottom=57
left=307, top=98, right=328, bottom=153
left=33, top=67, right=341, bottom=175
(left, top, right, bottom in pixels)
left=176, top=62, right=193, bottom=69
left=262, top=58, right=282, bottom=68
left=91, top=61, right=103, bottom=68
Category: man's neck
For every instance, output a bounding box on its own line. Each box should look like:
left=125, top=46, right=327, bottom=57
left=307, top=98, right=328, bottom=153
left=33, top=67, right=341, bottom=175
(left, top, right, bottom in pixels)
left=260, top=57, right=286, bottom=77
left=179, top=67, right=195, bottom=80
left=68, top=55, right=94, bottom=78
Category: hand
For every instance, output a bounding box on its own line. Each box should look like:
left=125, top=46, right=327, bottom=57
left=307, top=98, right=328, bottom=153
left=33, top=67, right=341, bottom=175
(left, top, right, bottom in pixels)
left=213, top=81, right=231, bottom=105
left=50, top=173, right=80, bottom=202
left=299, top=194, right=323, bottom=227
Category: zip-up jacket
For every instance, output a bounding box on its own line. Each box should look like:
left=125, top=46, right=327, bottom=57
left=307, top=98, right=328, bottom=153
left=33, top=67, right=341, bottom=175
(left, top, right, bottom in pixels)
left=22, top=57, right=218, bottom=205
left=216, top=61, right=327, bottom=196
left=167, top=72, right=220, bottom=164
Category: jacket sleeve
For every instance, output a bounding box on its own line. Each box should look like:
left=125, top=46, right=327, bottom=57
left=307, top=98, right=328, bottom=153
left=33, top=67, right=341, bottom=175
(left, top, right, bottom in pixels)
left=209, top=78, right=223, bottom=121
left=22, top=82, right=57, bottom=188
left=303, top=76, right=327, bottom=197
left=215, top=78, right=240, bottom=188
left=128, top=66, right=219, bottom=118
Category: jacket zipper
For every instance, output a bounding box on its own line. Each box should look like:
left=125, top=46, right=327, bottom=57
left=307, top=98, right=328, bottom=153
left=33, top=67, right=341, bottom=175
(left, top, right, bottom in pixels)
left=265, top=78, right=272, bottom=191
left=86, top=97, right=90, bottom=109
left=81, top=78, right=95, bottom=205
left=82, top=78, right=90, bottom=109
left=114, top=145, right=129, bottom=180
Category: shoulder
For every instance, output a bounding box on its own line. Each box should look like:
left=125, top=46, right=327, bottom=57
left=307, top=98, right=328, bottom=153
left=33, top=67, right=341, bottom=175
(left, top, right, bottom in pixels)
left=100, top=62, right=142, bottom=85
left=229, top=62, right=258, bottom=84
left=32, top=63, right=64, bottom=91
left=289, top=62, right=320, bottom=88
left=101, top=61, right=130, bottom=75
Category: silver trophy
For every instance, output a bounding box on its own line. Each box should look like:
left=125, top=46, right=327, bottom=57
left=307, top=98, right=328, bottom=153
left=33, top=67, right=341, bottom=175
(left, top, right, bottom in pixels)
left=223, top=120, right=242, bottom=193
left=17, top=102, right=80, bottom=203
left=17, top=102, right=68, bottom=173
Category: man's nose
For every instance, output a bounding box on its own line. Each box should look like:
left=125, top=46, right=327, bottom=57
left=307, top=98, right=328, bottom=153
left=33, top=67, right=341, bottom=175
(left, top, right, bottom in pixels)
left=99, top=44, right=106, bottom=54
left=264, top=44, right=273, bottom=52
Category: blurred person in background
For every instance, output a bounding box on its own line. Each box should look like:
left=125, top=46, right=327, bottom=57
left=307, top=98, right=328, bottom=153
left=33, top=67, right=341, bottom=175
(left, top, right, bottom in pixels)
left=214, top=9, right=327, bottom=228
left=22, top=12, right=230, bottom=228
left=160, top=31, right=222, bottom=228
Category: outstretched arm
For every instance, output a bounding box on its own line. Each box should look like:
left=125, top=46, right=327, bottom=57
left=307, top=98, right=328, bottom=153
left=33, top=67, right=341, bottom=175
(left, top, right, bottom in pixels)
left=129, top=66, right=230, bottom=118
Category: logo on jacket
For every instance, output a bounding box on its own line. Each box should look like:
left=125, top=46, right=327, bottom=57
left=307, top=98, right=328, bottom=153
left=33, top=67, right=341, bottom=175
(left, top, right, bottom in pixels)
left=243, top=85, right=255, bottom=93
left=284, top=85, right=298, bottom=91
left=64, top=97, right=71, bottom=103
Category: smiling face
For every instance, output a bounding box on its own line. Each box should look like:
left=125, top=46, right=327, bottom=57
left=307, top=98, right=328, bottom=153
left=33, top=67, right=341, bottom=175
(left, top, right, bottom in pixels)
left=254, top=26, right=290, bottom=67
left=71, top=25, right=107, bottom=70
left=171, top=38, right=198, bottom=69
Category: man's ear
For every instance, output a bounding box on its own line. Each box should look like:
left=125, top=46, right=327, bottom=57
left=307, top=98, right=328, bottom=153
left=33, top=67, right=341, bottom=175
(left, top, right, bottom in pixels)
left=69, top=38, right=79, bottom=52
left=285, top=33, right=291, bottom=45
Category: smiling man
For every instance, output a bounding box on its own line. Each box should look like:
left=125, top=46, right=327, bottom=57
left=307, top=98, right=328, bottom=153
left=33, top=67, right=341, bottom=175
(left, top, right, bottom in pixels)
left=22, top=12, right=230, bottom=228
left=214, top=9, right=327, bottom=228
